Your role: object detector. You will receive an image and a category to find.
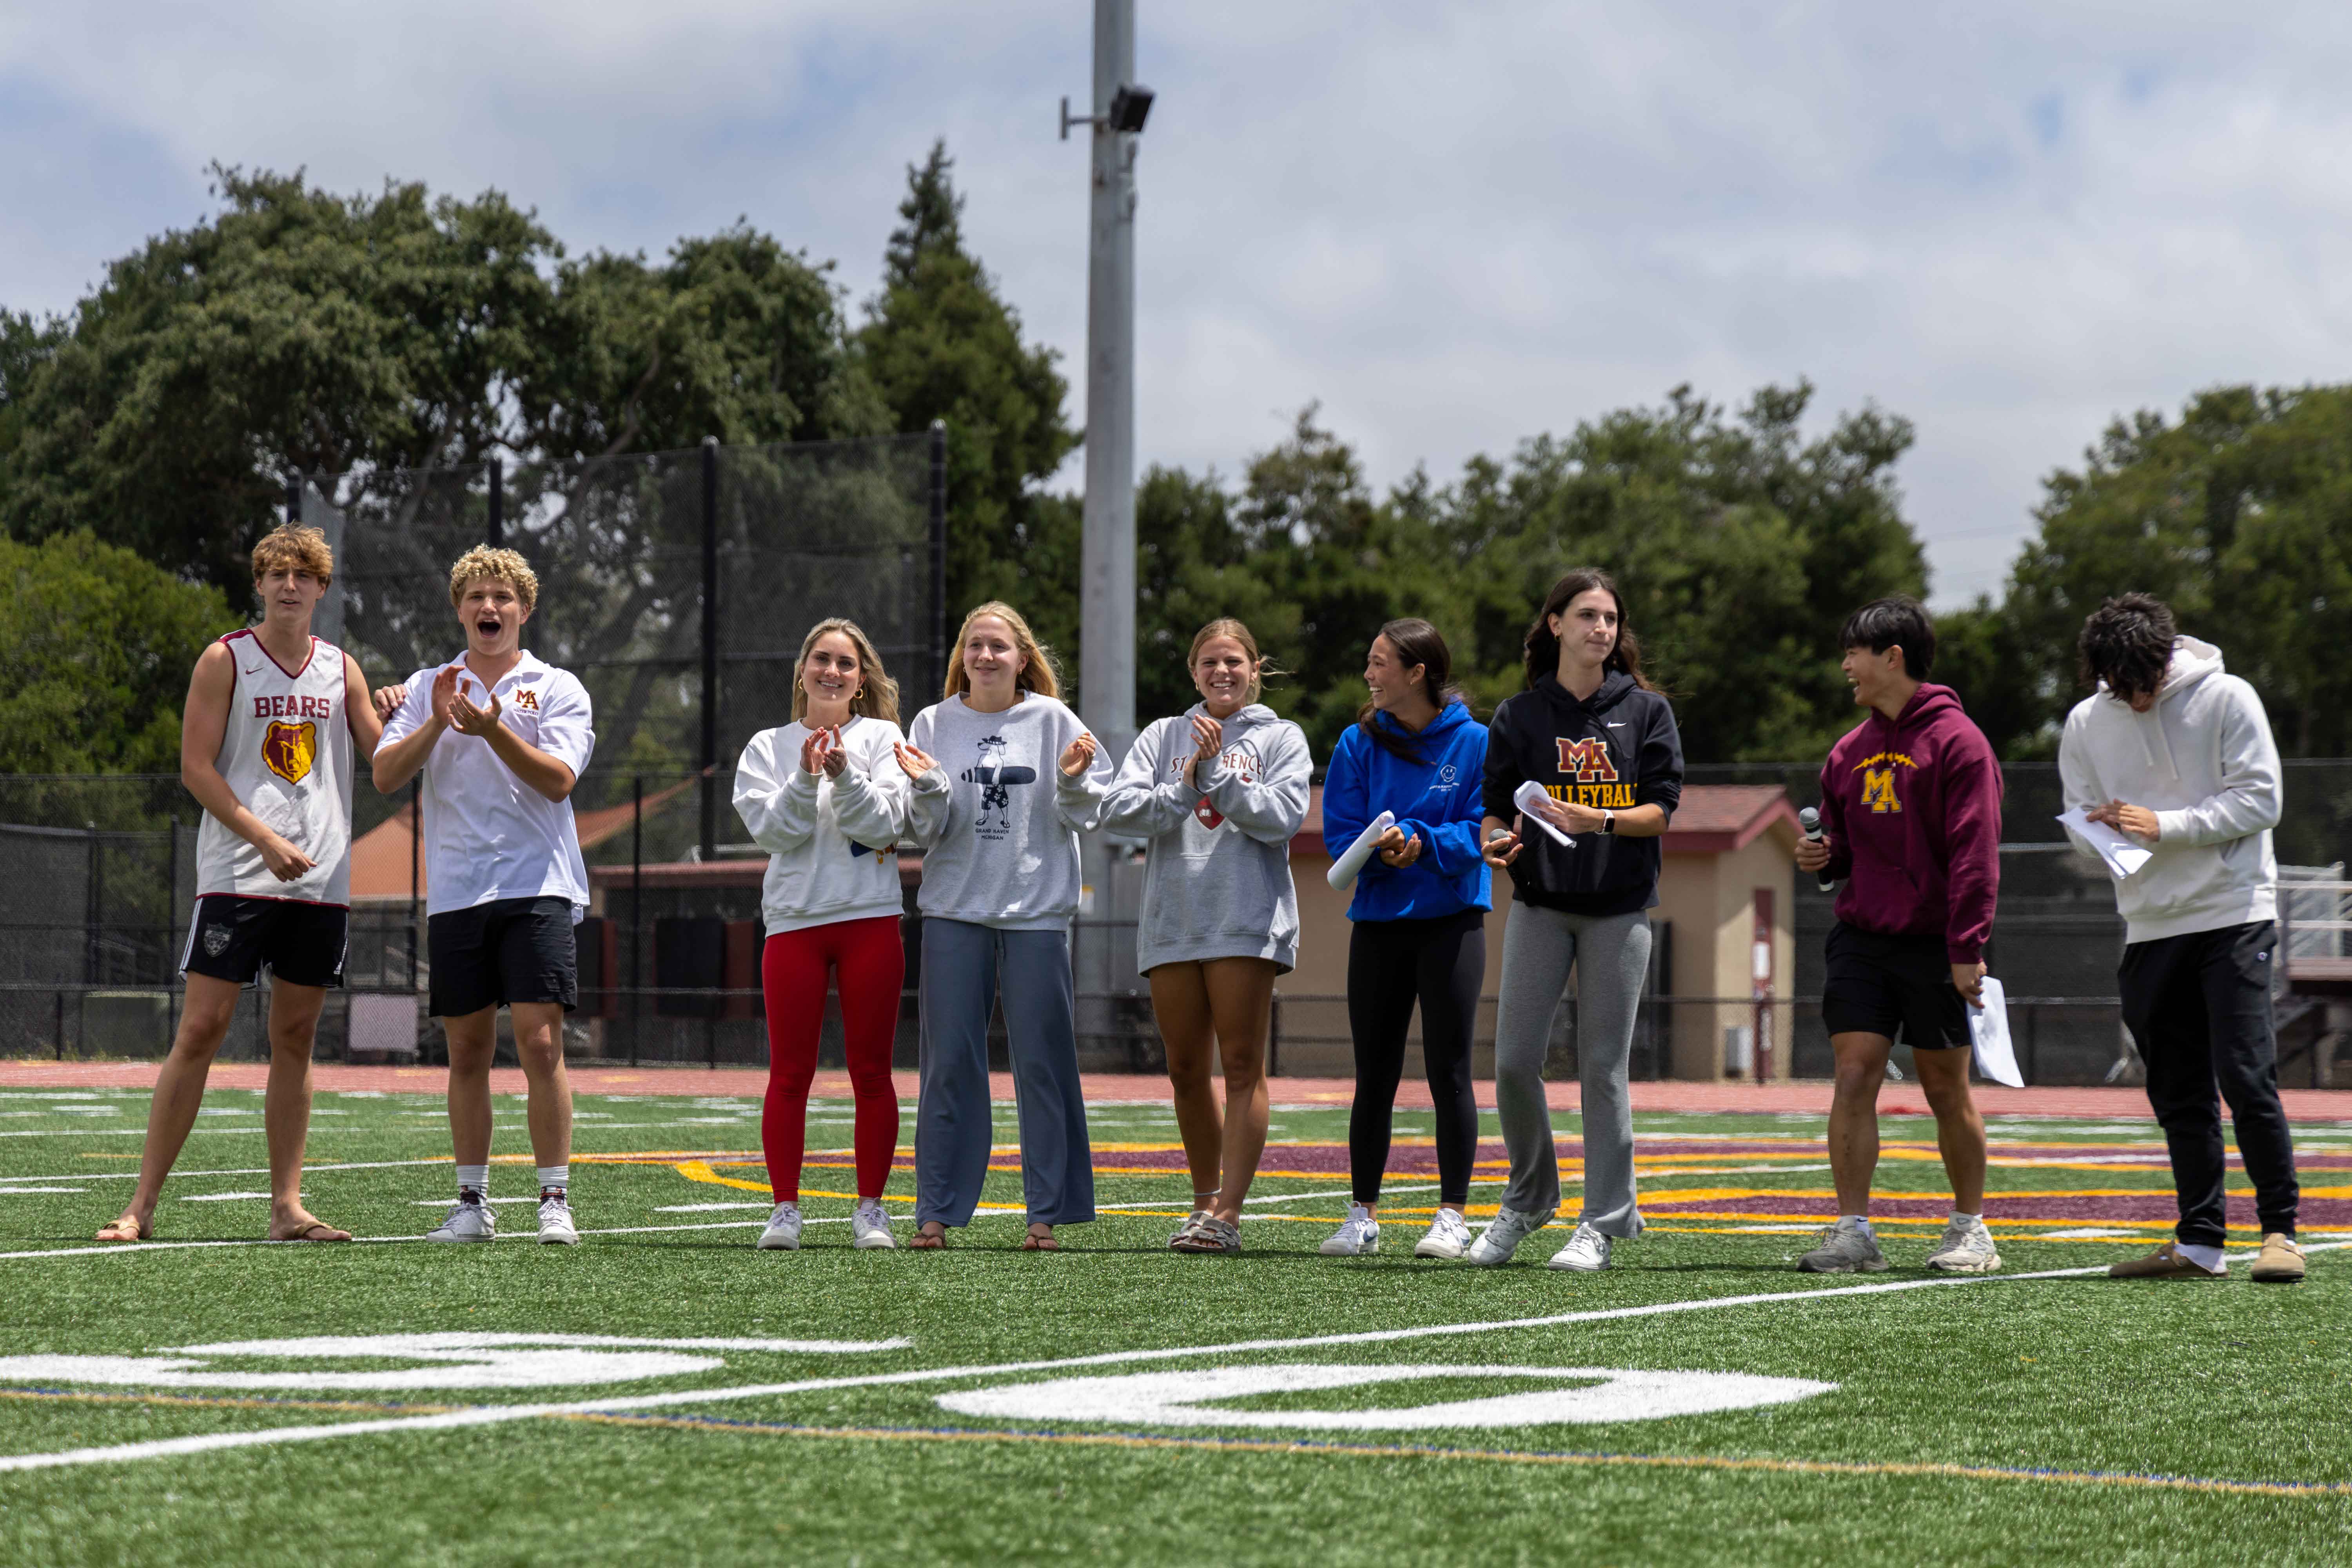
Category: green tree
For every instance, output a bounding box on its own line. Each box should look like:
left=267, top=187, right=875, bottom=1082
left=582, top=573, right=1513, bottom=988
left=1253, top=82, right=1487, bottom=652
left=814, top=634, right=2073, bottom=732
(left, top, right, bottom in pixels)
left=2, top=167, right=880, bottom=610
left=1998, top=383, right=2352, bottom=757
left=857, top=141, right=1078, bottom=634
left=1409, top=383, right=1928, bottom=762
left=0, top=531, right=238, bottom=773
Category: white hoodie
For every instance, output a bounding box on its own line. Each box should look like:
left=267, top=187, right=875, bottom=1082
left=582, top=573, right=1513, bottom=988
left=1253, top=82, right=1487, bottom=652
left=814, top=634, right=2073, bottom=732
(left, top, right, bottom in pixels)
left=2058, top=636, right=2281, bottom=944
left=732, top=716, right=911, bottom=937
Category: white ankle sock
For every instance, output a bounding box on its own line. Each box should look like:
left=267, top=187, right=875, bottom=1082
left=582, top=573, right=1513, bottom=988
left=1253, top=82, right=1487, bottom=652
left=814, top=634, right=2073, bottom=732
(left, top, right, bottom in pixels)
left=537, top=1165, right=569, bottom=1193
left=2176, top=1241, right=2225, bottom=1272
left=1841, top=1214, right=1875, bottom=1237
left=456, top=1164, right=489, bottom=1196
left=1950, top=1210, right=1980, bottom=1223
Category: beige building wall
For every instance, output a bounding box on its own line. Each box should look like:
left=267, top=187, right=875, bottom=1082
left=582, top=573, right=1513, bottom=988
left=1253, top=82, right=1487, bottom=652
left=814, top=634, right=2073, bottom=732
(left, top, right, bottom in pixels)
left=1653, top=822, right=1799, bottom=1081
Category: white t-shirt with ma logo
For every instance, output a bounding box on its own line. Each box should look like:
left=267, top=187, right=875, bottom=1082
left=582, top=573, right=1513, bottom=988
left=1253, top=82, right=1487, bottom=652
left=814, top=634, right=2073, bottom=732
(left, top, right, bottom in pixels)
left=379, top=650, right=596, bottom=919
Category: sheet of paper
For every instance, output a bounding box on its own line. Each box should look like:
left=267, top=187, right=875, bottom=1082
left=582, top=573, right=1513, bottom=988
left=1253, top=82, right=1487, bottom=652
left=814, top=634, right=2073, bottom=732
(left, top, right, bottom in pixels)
left=2056, top=808, right=2154, bottom=878
left=1514, top=779, right=1575, bottom=847
left=1326, top=810, right=1398, bottom=890
left=1968, top=975, right=2024, bottom=1088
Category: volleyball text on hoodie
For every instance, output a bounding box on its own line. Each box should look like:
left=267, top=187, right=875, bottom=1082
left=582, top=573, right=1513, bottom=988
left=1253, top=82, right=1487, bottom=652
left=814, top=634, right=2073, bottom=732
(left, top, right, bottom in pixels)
left=1815, top=683, right=2002, bottom=964
left=2058, top=636, right=2281, bottom=945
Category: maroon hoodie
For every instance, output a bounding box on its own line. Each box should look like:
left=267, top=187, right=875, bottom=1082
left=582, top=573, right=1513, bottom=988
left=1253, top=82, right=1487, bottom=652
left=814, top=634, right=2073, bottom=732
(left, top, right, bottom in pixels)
left=1816, top=682, right=2001, bottom=963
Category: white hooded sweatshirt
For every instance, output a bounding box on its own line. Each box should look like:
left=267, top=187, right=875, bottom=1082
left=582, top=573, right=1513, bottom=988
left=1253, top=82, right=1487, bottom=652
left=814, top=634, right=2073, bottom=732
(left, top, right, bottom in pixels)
left=2058, top=636, right=2281, bottom=944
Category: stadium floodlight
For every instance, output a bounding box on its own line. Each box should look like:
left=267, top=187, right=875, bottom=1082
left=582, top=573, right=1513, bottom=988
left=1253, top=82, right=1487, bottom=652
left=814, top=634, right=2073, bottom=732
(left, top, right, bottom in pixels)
left=1059, top=82, right=1154, bottom=140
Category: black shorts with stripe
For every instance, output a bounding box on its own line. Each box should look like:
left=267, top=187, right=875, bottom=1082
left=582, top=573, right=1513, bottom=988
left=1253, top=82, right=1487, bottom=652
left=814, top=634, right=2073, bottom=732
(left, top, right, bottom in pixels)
left=182, top=894, right=349, bottom=989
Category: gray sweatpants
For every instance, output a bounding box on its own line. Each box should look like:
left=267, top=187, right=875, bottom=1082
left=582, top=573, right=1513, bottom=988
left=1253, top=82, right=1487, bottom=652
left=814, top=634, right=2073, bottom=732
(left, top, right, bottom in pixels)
left=1491, top=904, right=1652, bottom=1236
left=914, top=918, right=1096, bottom=1228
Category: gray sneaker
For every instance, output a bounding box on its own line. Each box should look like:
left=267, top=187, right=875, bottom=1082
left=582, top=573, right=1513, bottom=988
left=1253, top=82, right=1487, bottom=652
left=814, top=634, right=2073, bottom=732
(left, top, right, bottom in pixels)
left=1796, top=1217, right=1887, bottom=1274
left=1924, top=1214, right=2002, bottom=1274
left=1546, top=1222, right=1612, bottom=1272
left=1467, top=1204, right=1556, bottom=1267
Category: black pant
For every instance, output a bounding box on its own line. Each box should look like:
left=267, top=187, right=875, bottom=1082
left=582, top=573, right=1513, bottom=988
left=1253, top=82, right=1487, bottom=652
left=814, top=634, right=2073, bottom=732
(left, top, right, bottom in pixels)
left=1346, top=907, right=1485, bottom=1206
left=2119, top=920, right=2299, bottom=1245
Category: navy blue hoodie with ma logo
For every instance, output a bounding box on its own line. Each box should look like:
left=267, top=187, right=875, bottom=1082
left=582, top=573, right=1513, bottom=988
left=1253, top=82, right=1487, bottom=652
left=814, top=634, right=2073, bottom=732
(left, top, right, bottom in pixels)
left=1482, top=671, right=1684, bottom=916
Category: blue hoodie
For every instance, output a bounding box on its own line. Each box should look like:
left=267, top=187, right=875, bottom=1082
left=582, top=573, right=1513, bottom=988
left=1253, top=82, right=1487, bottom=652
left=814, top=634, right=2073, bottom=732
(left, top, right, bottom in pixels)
left=1321, top=700, right=1492, bottom=922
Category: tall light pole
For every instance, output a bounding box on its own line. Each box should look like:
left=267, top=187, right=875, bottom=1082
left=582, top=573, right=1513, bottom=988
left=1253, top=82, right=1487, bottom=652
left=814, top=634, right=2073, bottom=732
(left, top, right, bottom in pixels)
left=1062, top=2, right=1153, bottom=1015
left=1064, top=0, right=1152, bottom=764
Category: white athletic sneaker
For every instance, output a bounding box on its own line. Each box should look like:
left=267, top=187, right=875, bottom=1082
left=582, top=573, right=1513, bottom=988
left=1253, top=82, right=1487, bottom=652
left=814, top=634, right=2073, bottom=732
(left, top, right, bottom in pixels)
left=1547, top=1222, right=1612, bottom=1272
left=426, top=1197, right=495, bottom=1243
left=1924, top=1214, right=2002, bottom=1274
left=1318, top=1204, right=1381, bottom=1256
left=536, top=1194, right=580, bottom=1245
left=851, top=1200, right=897, bottom=1251
left=1468, top=1204, right=1557, bottom=1267
left=1414, top=1208, right=1475, bottom=1260
left=1796, top=1217, right=1887, bottom=1274
left=757, top=1201, right=804, bottom=1251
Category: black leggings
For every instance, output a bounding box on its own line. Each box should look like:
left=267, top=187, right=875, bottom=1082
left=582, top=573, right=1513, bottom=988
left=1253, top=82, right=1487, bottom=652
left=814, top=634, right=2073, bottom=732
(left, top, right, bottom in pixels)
left=1345, top=907, right=1486, bottom=1206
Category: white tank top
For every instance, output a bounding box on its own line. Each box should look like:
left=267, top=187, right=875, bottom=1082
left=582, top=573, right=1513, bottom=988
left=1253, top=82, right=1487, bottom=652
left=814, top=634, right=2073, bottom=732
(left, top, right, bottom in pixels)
left=195, top=630, right=355, bottom=906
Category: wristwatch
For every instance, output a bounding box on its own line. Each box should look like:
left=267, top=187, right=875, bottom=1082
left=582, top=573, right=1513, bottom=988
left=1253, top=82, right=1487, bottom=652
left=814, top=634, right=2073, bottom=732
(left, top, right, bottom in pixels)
left=1600, top=809, right=1617, bottom=835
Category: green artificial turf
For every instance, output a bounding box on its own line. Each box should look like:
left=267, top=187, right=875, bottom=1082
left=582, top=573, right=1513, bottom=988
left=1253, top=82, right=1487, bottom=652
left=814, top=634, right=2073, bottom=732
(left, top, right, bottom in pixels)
left=0, top=1081, right=2345, bottom=1566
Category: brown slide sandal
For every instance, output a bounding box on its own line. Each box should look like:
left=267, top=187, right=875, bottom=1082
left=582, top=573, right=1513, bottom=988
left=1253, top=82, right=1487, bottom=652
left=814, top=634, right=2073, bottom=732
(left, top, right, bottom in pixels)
left=94, top=1217, right=150, bottom=1243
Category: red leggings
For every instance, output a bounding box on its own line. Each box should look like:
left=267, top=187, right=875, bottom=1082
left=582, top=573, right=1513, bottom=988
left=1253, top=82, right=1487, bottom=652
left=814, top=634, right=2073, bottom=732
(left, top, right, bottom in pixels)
left=760, top=917, right=905, bottom=1203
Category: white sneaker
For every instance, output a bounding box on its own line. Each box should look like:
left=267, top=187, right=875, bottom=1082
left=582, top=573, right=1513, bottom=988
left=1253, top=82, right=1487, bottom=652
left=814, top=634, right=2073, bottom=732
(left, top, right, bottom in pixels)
left=1796, top=1217, right=1887, bottom=1274
left=851, top=1200, right=897, bottom=1251
left=1318, top=1204, right=1381, bottom=1256
left=1924, top=1214, right=2002, bottom=1274
left=426, top=1197, right=495, bottom=1243
left=1414, top=1208, right=1474, bottom=1260
left=757, top=1201, right=804, bottom=1251
left=1547, top=1222, right=1612, bottom=1272
left=1468, top=1204, right=1556, bottom=1267
left=536, top=1193, right=579, bottom=1245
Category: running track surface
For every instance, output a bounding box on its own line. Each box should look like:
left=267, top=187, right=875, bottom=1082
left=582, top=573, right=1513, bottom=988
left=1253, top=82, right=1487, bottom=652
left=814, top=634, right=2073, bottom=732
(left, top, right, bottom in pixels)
left=6, top=1060, right=2349, bottom=1121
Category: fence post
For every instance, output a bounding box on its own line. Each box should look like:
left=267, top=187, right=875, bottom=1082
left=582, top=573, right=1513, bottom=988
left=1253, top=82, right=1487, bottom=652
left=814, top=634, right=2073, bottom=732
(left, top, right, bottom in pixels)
left=929, top=420, right=948, bottom=701
left=699, top=437, right=720, bottom=863
left=165, top=817, right=180, bottom=1047
left=486, top=456, right=503, bottom=548
left=407, top=779, right=421, bottom=995
left=85, top=822, right=100, bottom=987
left=630, top=775, right=644, bottom=1070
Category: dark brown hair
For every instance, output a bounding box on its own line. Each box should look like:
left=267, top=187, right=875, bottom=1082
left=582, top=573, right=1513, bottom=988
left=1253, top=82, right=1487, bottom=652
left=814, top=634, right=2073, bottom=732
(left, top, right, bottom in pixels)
left=2077, top=593, right=2177, bottom=699
left=1839, top=595, right=1936, bottom=680
left=1356, top=618, right=1463, bottom=761
left=1523, top=568, right=1653, bottom=691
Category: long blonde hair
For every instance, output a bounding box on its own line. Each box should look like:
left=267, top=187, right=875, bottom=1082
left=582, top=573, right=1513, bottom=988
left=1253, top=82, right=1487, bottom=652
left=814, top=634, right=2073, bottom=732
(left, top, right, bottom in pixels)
left=945, top=601, right=1062, bottom=701
left=790, top=618, right=900, bottom=724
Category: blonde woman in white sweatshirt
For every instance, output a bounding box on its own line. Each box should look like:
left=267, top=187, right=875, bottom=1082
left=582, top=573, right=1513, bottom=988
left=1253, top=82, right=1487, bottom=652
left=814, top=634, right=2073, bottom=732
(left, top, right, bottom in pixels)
left=732, top=619, right=911, bottom=1253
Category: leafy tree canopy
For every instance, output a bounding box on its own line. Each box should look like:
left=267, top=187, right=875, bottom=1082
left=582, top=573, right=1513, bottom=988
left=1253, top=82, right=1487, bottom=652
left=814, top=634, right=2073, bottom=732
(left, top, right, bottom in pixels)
left=0, top=165, right=881, bottom=611
left=0, top=531, right=237, bottom=773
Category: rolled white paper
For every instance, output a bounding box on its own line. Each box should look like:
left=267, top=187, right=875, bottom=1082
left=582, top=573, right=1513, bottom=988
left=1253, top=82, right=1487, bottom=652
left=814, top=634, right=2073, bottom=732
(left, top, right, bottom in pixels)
left=1326, top=810, right=1399, bottom=889
left=1514, top=779, right=1574, bottom=846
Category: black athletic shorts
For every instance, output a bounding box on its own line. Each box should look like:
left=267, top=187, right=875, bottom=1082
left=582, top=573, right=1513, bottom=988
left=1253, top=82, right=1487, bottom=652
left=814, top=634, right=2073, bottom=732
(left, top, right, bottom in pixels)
left=182, top=895, right=348, bottom=989
left=427, top=896, right=578, bottom=1018
left=1820, top=921, right=1968, bottom=1049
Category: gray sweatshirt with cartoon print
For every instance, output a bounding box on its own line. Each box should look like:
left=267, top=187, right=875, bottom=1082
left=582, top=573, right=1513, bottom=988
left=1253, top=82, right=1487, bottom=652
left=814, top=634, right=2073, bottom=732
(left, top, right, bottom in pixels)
left=1099, top=703, right=1311, bottom=973
left=904, top=693, right=1111, bottom=931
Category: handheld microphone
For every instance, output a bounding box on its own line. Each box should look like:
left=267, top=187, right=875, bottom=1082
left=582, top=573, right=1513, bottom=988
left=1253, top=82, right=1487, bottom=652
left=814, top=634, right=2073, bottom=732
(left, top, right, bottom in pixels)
left=1798, top=806, right=1835, bottom=893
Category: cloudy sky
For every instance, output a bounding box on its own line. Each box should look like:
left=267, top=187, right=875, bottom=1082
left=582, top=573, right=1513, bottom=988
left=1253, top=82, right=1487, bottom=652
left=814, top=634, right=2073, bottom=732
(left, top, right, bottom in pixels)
left=6, top=2, right=2349, bottom=605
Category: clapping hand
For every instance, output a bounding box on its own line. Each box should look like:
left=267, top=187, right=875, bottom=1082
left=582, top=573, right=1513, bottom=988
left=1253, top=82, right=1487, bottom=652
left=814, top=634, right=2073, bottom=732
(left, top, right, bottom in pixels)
left=1060, top=732, right=1098, bottom=778
left=893, top=741, right=939, bottom=781
left=372, top=683, right=409, bottom=722
left=449, top=676, right=503, bottom=737
left=801, top=726, right=847, bottom=779
left=1181, top=714, right=1221, bottom=785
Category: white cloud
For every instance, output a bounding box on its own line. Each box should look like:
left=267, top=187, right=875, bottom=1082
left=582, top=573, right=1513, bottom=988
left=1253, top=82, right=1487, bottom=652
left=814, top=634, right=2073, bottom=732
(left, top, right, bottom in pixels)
left=8, top=2, right=2352, bottom=605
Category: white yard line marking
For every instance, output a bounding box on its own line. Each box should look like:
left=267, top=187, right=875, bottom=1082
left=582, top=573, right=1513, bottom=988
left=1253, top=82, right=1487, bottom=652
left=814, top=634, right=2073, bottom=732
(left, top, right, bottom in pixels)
left=6, top=1241, right=2341, bottom=1475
